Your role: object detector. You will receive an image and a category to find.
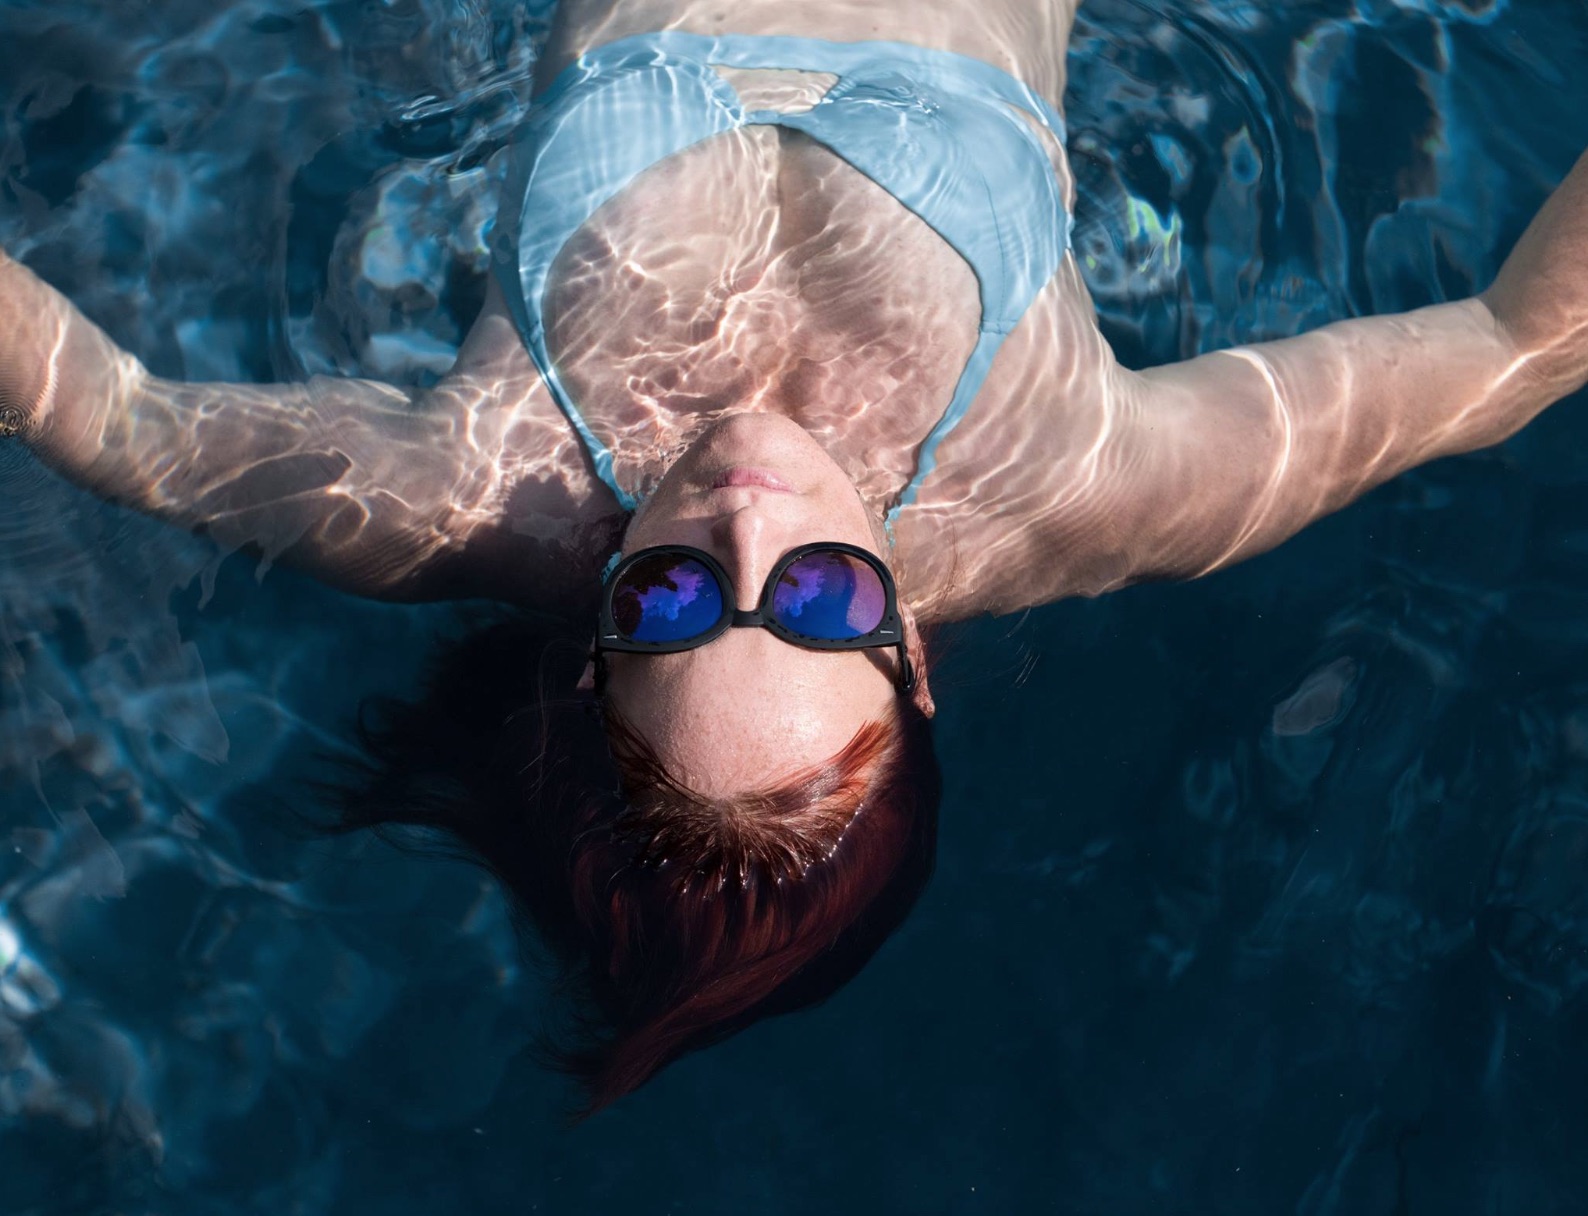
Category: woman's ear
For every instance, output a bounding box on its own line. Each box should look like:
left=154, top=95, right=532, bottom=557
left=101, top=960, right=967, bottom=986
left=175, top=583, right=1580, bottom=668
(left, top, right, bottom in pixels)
left=899, top=603, right=935, bottom=719
left=577, top=650, right=597, bottom=693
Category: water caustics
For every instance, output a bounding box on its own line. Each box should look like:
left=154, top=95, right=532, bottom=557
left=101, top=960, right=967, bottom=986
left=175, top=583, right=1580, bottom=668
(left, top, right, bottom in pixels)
left=1, top=0, right=1587, bottom=1208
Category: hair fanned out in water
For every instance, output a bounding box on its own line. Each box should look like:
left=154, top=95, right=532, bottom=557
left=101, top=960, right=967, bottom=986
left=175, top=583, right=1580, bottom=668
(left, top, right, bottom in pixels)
left=325, top=611, right=939, bottom=1117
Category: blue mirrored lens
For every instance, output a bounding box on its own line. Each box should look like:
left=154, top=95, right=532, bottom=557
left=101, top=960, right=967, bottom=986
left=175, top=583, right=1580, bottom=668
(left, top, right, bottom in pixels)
left=772, top=551, right=887, bottom=640
left=611, top=555, right=724, bottom=643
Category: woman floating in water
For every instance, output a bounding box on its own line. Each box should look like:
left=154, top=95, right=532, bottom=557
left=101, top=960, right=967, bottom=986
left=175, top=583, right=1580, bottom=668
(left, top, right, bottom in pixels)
left=1, top=0, right=1585, bottom=1113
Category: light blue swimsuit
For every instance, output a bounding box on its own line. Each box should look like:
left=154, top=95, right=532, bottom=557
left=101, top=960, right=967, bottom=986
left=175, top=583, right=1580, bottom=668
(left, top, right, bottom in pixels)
left=493, top=31, right=1073, bottom=523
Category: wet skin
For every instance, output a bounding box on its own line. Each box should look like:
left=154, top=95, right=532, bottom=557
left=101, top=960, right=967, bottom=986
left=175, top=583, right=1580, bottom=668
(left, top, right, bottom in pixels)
left=588, top=412, right=932, bottom=798
left=2, top=1, right=1586, bottom=785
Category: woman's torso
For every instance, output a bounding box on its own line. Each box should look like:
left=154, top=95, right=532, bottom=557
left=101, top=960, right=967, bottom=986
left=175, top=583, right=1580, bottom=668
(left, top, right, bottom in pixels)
left=475, top=0, right=1114, bottom=619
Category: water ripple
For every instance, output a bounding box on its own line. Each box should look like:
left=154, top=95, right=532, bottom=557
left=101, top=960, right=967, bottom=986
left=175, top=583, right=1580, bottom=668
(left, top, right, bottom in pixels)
left=2, top=0, right=1588, bottom=1209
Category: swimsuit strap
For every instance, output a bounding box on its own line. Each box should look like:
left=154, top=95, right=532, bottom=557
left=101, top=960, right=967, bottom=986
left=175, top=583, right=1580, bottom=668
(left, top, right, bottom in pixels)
left=494, top=32, right=1073, bottom=519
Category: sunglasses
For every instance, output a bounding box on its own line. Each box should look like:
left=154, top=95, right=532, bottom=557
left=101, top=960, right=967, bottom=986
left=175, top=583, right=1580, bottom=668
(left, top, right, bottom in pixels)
left=595, top=543, right=915, bottom=694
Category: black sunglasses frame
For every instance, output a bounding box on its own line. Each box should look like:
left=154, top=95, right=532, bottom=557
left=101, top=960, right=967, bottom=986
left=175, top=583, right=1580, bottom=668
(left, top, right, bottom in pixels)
left=595, top=542, right=915, bottom=694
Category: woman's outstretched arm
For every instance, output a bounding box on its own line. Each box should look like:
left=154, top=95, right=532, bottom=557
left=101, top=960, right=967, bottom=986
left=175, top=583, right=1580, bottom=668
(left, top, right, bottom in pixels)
left=1031, top=150, right=1588, bottom=595
left=0, top=255, right=611, bottom=603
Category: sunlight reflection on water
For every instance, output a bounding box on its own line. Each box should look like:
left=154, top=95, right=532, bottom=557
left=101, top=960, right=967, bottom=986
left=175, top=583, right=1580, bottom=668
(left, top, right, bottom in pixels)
left=2, top=0, right=1588, bottom=1210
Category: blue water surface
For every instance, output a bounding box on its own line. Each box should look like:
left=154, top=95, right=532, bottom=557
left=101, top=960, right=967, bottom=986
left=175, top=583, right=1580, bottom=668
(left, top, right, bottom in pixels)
left=3, top=0, right=1588, bottom=1212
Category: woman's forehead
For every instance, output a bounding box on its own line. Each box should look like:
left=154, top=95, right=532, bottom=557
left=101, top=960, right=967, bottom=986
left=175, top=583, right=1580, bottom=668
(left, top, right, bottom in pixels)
left=604, top=640, right=892, bottom=796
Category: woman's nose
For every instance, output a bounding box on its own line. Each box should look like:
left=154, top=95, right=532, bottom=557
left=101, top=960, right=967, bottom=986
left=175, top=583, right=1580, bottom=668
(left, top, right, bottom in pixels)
left=710, top=506, right=770, bottom=609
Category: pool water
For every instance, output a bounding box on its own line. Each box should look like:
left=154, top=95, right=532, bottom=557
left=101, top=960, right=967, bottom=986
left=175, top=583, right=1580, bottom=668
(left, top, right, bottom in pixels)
left=3, top=0, right=1588, bottom=1211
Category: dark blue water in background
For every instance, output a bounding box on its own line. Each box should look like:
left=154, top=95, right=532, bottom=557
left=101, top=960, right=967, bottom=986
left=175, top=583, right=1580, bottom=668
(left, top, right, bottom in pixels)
left=3, top=0, right=1588, bottom=1212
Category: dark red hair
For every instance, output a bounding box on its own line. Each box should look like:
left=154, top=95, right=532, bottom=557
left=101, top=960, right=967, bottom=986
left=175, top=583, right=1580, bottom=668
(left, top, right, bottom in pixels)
left=328, top=610, right=939, bottom=1116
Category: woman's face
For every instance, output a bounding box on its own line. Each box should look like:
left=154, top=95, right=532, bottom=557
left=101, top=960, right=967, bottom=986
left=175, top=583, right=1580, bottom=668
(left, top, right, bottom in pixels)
left=590, top=413, right=927, bottom=798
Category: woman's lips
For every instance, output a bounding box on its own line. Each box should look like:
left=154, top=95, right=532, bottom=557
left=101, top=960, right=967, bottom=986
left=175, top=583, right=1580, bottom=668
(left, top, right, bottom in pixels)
left=711, top=467, right=796, bottom=493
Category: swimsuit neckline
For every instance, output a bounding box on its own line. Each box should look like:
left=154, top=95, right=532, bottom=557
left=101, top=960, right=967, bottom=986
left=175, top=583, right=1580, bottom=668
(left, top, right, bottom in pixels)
left=494, top=31, right=1074, bottom=522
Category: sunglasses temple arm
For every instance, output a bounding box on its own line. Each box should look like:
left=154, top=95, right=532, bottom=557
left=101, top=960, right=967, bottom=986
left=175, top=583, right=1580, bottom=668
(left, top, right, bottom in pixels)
left=897, top=644, right=916, bottom=695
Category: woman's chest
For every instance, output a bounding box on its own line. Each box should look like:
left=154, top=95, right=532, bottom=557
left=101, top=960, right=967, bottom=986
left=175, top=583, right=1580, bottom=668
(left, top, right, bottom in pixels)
left=540, top=125, right=985, bottom=503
